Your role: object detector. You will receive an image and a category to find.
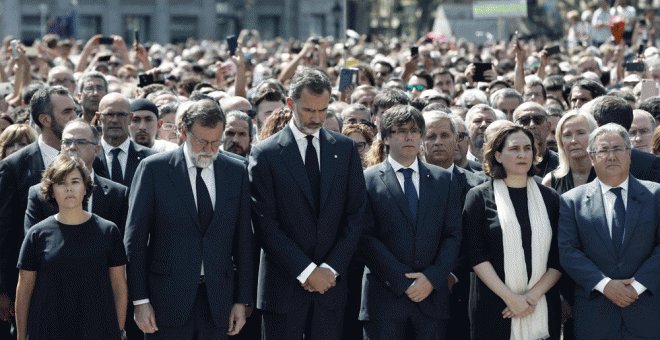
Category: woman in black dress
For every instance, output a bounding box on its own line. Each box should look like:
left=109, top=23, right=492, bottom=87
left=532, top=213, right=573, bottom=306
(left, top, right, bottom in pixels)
left=464, top=125, right=562, bottom=340
left=15, top=154, right=127, bottom=340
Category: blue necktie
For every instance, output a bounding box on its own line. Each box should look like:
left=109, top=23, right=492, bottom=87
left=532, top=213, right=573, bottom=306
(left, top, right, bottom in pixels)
left=399, top=168, right=418, bottom=221
left=111, top=148, right=123, bottom=184
left=196, top=167, right=213, bottom=233
left=611, top=187, right=625, bottom=255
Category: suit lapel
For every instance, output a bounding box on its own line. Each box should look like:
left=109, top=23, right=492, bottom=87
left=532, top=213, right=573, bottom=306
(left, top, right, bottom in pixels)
left=28, top=143, right=45, bottom=179
left=415, top=161, right=432, bottom=232
left=125, top=141, right=143, bottom=186
left=278, top=126, right=316, bottom=213
left=379, top=160, right=415, bottom=228
left=168, top=148, right=202, bottom=232
left=585, top=180, right=617, bottom=257
left=319, top=129, right=338, bottom=210
left=91, top=175, right=108, bottom=215
left=96, top=146, right=110, bottom=176
left=622, top=176, right=644, bottom=254
left=208, top=155, right=230, bottom=230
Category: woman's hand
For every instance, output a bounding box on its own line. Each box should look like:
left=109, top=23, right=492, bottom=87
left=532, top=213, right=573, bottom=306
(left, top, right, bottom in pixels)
left=502, top=293, right=536, bottom=318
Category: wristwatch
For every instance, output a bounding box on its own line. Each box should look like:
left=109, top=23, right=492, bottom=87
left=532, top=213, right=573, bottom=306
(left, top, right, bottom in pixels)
left=120, top=329, right=127, bottom=340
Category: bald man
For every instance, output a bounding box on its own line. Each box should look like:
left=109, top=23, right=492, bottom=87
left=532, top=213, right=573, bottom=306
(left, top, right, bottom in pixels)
left=93, top=93, right=156, bottom=187
left=220, top=96, right=252, bottom=113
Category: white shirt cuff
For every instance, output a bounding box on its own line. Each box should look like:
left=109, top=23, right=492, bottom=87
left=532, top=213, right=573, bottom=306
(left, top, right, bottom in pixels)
left=631, top=280, right=647, bottom=295
left=450, top=272, right=459, bottom=283
left=594, top=277, right=611, bottom=293
left=133, top=299, right=150, bottom=306
left=320, top=263, right=339, bottom=278
left=297, top=262, right=317, bottom=284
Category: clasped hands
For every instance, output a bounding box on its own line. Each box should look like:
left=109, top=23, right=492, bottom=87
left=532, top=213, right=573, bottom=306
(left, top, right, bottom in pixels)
left=302, top=267, right=336, bottom=294
left=502, top=293, right=538, bottom=319
left=405, top=273, right=434, bottom=303
left=603, top=278, right=639, bottom=308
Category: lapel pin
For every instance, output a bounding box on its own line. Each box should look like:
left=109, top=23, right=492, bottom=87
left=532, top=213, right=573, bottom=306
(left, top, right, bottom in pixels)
left=334, top=155, right=338, bottom=158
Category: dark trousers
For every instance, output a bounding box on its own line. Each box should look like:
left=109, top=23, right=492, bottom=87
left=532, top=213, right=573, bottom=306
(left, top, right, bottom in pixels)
left=363, top=312, right=447, bottom=340
left=342, top=258, right=365, bottom=340
left=447, top=280, right=471, bottom=340
left=262, top=301, right=344, bottom=340
left=145, top=283, right=226, bottom=340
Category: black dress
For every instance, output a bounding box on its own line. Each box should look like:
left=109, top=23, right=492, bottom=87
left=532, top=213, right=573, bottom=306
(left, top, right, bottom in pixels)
left=463, top=179, right=562, bottom=340
left=17, top=214, right=127, bottom=340
left=549, top=168, right=597, bottom=196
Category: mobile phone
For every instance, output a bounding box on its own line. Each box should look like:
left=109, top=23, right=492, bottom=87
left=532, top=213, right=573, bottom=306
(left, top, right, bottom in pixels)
left=545, top=45, right=560, bottom=56
left=24, top=47, right=38, bottom=58
left=473, top=62, right=492, bottom=82
left=98, top=55, right=111, bottom=62
left=10, top=40, right=18, bottom=60
left=639, top=44, right=645, bottom=56
left=640, top=79, right=659, bottom=101
left=411, top=46, right=419, bottom=57
left=98, top=37, right=114, bottom=45
left=311, top=37, right=320, bottom=45
left=226, top=35, right=238, bottom=56
left=624, top=62, right=645, bottom=72
left=133, top=28, right=139, bottom=45
left=339, top=68, right=359, bottom=93
left=138, top=73, right=165, bottom=87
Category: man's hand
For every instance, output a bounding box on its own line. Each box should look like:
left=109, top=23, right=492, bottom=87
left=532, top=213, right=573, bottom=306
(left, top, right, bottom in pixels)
left=0, top=292, right=14, bottom=322
left=447, top=274, right=457, bottom=293
left=603, top=278, right=638, bottom=308
left=304, top=267, right=336, bottom=294
left=227, top=303, right=246, bottom=336
left=134, top=303, right=158, bottom=333
left=405, top=273, right=434, bottom=302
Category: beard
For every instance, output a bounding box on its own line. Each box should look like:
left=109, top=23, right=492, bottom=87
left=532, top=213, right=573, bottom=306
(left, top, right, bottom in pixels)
left=225, top=143, right=250, bottom=157
left=51, top=117, right=65, bottom=139
left=293, top=110, right=322, bottom=135
left=186, top=141, right=218, bottom=168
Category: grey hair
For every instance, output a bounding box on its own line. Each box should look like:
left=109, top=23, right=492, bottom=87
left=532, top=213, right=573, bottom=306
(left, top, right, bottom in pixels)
left=489, top=88, right=523, bottom=108
left=465, top=104, right=495, bottom=126
left=456, top=89, right=489, bottom=107
left=587, top=123, right=631, bottom=153
left=451, top=115, right=468, bottom=132
left=226, top=110, right=253, bottom=137
left=63, top=118, right=101, bottom=144
left=77, top=71, right=108, bottom=94
left=288, top=67, right=331, bottom=103
left=350, top=85, right=376, bottom=104
left=422, top=111, right=457, bottom=135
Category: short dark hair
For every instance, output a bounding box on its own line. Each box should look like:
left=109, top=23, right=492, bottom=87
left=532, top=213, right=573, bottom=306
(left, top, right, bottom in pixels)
left=40, top=154, right=94, bottom=210
left=543, top=75, right=565, bottom=92
left=226, top=110, right=253, bottom=138
left=524, top=79, right=547, bottom=99
left=483, top=125, right=539, bottom=179
left=607, top=89, right=636, bottom=104
left=591, top=95, right=634, bottom=130
left=638, top=97, right=660, bottom=122
left=411, top=70, right=433, bottom=90
left=380, top=105, right=426, bottom=146
left=253, top=88, right=286, bottom=109
left=356, top=64, right=376, bottom=86
left=431, top=68, right=454, bottom=83
left=373, top=88, right=409, bottom=117
left=181, top=99, right=226, bottom=133
left=30, top=86, right=71, bottom=129
left=289, top=67, right=332, bottom=103
left=570, top=79, right=606, bottom=102
left=77, top=71, right=108, bottom=94
left=22, top=82, right=46, bottom=106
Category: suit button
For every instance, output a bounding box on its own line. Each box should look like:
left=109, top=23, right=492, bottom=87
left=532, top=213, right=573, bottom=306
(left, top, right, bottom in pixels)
left=385, top=281, right=390, bottom=286
left=618, top=263, right=623, bottom=268
left=415, top=260, right=420, bottom=266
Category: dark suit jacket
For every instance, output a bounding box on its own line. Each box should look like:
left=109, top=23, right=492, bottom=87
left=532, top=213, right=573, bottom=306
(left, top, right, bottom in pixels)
left=0, top=142, right=44, bottom=296
left=630, top=148, right=660, bottom=183
left=124, top=147, right=253, bottom=329
left=249, top=126, right=367, bottom=314
left=466, top=159, right=483, bottom=172
left=358, top=159, right=462, bottom=321
left=24, top=175, right=128, bottom=235
left=93, top=140, right=156, bottom=188
left=559, top=176, right=660, bottom=333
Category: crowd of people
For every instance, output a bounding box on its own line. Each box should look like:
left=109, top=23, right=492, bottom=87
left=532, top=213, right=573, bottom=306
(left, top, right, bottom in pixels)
left=1, top=3, right=660, bottom=338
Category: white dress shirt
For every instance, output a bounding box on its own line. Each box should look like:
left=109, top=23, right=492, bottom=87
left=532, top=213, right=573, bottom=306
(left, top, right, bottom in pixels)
left=594, top=178, right=647, bottom=295
left=38, top=136, right=59, bottom=169
left=289, top=121, right=338, bottom=283
left=102, top=138, right=130, bottom=177
left=388, top=155, right=420, bottom=197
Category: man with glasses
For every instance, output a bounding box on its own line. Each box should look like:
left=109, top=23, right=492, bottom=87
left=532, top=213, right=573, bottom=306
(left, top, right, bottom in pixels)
left=47, top=66, right=76, bottom=95
left=629, top=110, right=655, bottom=153
left=157, top=103, right=180, bottom=145
left=125, top=99, right=254, bottom=339
left=359, top=105, right=462, bottom=340
left=77, top=71, right=108, bottom=122
left=559, top=123, right=660, bottom=340
left=451, top=117, right=476, bottom=172
left=93, top=93, right=155, bottom=187
left=513, top=102, right=559, bottom=177
left=0, top=86, right=77, bottom=338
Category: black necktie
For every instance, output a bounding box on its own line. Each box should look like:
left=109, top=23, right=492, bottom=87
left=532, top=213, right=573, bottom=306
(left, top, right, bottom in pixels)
left=305, top=135, right=321, bottom=212
left=111, top=148, right=123, bottom=184
left=196, top=167, right=213, bottom=233
left=611, top=187, right=625, bottom=255
left=399, top=168, right=418, bottom=222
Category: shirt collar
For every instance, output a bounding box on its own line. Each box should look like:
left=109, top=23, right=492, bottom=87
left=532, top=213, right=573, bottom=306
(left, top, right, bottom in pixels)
left=182, top=142, right=215, bottom=172
left=38, top=135, right=59, bottom=159
left=102, top=137, right=131, bottom=156
left=447, top=163, right=455, bottom=174
left=289, top=120, right=320, bottom=142
left=388, top=154, right=419, bottom=174
left=600, top=176, right=630, bottom=197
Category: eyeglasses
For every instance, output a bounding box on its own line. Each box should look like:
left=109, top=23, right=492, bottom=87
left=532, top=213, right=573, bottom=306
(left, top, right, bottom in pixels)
left=83, top=85, right=106, bottom=94
left=161, top=123, right=177, bottom=131
left=356, top=142, right=368, bottom=152
left=109, top=62, right=121, bottom=67
left=189, top=132, right=222, bottom=149
left=457, top=132, right=469, bottom=142
left=62, top=138, right=95, bottom=148
left=516, top=115, right=546, bottom=126
left=406, top=84, right=426, bottom=92
left=390, top=128, right=422, bottom=137
left=589, top=146, right=630, bottom=158
left=99, top=111, right=130, bottom=119
left=50, top=78, right=74, bottom=86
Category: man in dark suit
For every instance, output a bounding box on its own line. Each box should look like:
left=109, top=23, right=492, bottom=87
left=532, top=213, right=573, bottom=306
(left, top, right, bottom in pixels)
left=358, top=105, right=461, bottom=339
left=24, top=118, right=128, bottom=233
left=513, top=102, right=559, bottom=178
left=0, top=86, right=77, bottom=336
left=93, top=93, right=156, bottom=188
left=421, top=110, right=486, bottom=340
left=249, top=67, right=367, bottom=340
left=559, top=123, right=660, bottom=339
left=585, top=95, right=660, bottom=183
left=124, top=99, right=253, bottom=339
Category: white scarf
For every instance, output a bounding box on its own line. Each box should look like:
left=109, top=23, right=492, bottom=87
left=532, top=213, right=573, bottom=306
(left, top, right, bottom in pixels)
left=493, top=178, right=552, bottom=340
